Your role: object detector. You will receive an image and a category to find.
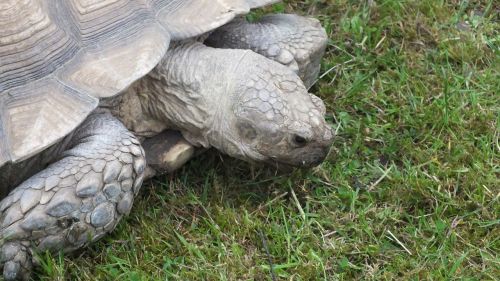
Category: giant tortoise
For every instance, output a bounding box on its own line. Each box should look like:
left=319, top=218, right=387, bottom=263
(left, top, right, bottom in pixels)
left=0, top=0, right=332, bottom=279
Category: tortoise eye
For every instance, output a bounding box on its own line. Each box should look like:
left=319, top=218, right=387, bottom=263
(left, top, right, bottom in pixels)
left=293, top=135, right=308, bottom=147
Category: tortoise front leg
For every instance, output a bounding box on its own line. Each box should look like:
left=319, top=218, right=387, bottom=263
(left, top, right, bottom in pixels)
left=0, top=112, right=145, bottom=280
left=205, top=14, right=328, bottom=88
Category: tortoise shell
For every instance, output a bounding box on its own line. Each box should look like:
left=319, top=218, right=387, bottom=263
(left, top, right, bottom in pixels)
left=0, top=0, right=277, bottom=167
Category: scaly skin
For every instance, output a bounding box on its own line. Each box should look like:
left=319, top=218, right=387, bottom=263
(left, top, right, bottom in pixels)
left=206, top=14, right=328, bottom=88
left=0, top=112, right=145, bottom=280
left=118, top=41, right=332, bottom=167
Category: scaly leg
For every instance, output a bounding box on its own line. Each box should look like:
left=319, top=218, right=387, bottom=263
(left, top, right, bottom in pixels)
left=205, top=14, right=328, bottom=88
left=0, top=112, right=145, bottom=280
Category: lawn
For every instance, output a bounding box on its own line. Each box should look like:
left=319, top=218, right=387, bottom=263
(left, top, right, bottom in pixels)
left=34, top=1, right=498, bottom=280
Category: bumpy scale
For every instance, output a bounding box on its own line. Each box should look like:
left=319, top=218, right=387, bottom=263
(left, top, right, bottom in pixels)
left=0, top=113, right=145, bottom=280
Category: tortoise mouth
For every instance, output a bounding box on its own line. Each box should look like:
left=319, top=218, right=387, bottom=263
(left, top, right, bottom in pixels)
left=265, top=149, right=329, bottom=170
left=264, top=160, right=295, bottom=172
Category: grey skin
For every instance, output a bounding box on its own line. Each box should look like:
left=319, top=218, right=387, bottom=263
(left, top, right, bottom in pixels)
left=0, top=14, right=331, bottom=280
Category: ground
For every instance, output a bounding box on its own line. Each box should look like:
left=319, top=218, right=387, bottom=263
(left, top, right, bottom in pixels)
left=33, top=1, right=498, bottom=280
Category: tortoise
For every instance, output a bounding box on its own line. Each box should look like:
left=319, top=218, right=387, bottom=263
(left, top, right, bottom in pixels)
left=0, top=0, right=332, bottom=279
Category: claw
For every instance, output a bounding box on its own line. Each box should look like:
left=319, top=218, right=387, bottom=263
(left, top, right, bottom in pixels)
left=276, top=49, right=294, bottom=65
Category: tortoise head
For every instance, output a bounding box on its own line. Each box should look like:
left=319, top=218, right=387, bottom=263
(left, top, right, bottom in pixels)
left=140, top=45, right=333, bottom=168
left=216, top=53, right=333, bottom=168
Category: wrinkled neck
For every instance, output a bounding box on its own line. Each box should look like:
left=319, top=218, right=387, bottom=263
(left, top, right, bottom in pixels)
left=138, top=41, right=249, bottom=153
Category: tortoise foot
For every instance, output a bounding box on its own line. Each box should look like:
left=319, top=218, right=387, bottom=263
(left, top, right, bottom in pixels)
left=0, top=113, right=145, bottom=280
left=206, top=14, right=328, bottom=88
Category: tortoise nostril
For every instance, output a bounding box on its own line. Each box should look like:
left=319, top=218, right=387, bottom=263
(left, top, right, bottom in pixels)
left=293, top=134, right=308, bottom=147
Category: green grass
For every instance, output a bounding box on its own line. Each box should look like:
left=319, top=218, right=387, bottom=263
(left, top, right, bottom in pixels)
left=34, top=1, right=499, bottom=280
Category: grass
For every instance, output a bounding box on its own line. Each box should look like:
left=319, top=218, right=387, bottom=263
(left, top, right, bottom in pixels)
left=34, top=0, right=498, bottom=280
